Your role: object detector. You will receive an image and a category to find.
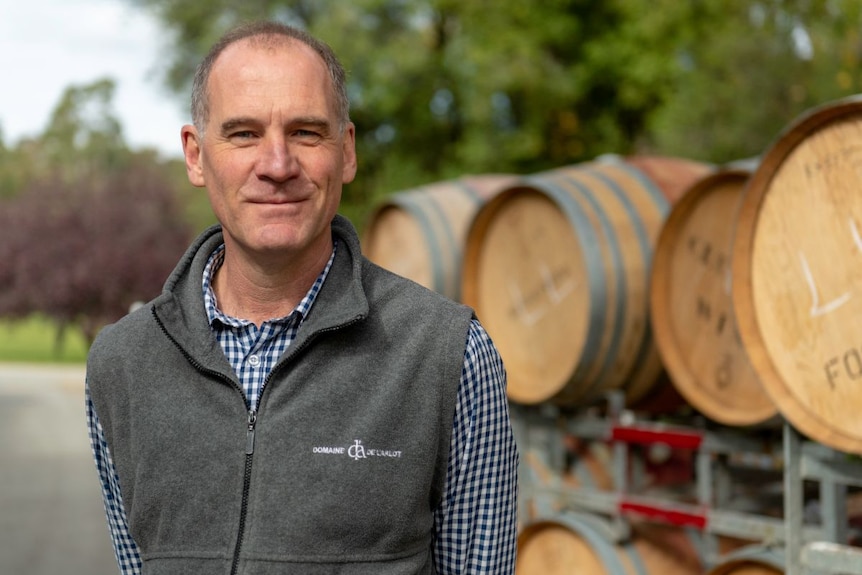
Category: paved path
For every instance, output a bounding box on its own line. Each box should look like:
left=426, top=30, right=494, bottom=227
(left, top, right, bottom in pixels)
left=0, top=363, right=118, bottom=575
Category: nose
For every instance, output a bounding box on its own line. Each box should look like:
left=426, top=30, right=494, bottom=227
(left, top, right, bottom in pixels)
left=255, top=134, right=300, bottom=183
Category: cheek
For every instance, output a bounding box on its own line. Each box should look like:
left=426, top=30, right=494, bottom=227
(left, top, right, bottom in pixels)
left=206, top=188, right=231, bottom=223
left=202, top=157, right=244, bottom=203
left=328, top=188, right=343, bottom=212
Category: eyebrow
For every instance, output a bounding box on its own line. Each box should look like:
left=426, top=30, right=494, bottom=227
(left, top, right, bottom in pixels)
left=219, top=116, right=333, bottom=136
left=219, top=117, right=260, bottom=136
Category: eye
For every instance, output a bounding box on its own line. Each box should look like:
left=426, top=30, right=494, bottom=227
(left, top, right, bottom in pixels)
left=292, top=129, right=325, bottom=145
left=230, top=130, right=257, bottom=140
left=295, top=129, right=321, bottom=138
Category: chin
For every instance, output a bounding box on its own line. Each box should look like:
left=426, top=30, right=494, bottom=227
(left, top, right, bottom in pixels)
left=253, top=225, right=324, bottom=255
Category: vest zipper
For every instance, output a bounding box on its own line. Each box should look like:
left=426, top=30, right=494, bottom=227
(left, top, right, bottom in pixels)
left=226, top=320, right=363, bottom=575
left=245, top=409, right=257, bottom=454
left=152, top=310, right=260, bottom=575
left=230, top=409, right=257, bottom=575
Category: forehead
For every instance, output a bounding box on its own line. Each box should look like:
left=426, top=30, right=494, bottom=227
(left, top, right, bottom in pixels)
left=217, top=34, right=323, bottom=67
left=207, top=37, right=336, bottom=117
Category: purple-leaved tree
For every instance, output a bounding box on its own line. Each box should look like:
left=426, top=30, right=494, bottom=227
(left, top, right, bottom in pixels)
left=0, top=159, right=193, bottom=344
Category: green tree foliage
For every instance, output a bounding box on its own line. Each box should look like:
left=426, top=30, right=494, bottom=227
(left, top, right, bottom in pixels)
left=39, top=79, right=129, bottom=178
left=132, top=0, right=862, bottom=215
left=1, top=0, right=857, bottom=351
left=129, top=0, right=689, bottom=224
left=0, top=79, right=133, bottom=198
left=645, top=0, right=862, bottom=163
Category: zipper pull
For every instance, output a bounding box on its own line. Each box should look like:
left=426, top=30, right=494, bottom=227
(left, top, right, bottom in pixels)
left=246, top=410, right=257, bottom=455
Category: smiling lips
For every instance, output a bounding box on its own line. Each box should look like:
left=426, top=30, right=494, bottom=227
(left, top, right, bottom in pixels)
left=246, top=197, right=313, bottom=221
left=246, top=189, right=313, bottom=205
left=251, top=198, right=306, bottom=204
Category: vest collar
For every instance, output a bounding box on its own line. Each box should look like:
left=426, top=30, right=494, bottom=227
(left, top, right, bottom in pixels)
left=152, top=215, right=369, bottom=381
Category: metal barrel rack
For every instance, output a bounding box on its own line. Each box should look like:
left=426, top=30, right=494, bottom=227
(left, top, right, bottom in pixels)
left=512, top=391, right=862, bottom=574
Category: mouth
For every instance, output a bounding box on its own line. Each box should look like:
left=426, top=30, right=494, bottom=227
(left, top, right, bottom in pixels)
left=247, top=193, right=311, bottom=206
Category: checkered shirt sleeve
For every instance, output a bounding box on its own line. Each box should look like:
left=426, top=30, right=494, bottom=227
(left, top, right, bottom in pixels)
left=85, top=384, right=142, bottom=574
left=433, top=319, right=519, bottom=574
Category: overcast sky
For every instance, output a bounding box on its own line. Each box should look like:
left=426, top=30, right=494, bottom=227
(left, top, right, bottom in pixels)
left=0, top=0, right=187, bottom=158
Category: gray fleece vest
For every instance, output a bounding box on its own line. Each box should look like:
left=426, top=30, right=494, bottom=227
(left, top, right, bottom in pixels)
left=88, top=215, right=473, bottom=575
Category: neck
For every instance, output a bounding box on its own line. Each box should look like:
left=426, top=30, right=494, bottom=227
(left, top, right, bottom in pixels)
left=213, top=238, right=332, bottom=326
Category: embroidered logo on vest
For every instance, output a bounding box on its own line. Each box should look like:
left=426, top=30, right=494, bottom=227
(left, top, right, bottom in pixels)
left=312, top=439, right=402, bottom=460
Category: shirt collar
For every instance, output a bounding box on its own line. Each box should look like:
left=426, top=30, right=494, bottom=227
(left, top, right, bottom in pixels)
left=202, top=241, right=338, bottom=328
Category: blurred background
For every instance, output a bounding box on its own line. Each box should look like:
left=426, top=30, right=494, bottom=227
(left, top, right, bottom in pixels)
left=3, top=0, right=861, bottom=357
left=2, top=0, right=862, bottom=573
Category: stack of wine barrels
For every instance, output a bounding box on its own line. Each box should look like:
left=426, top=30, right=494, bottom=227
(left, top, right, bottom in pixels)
left=649, top=96, right=862, bottom=449
left=364, top=99, right=862, bottom=453
left=646, top=96, right=862, bottom=454
left=364, top=97, right=862, bottom=572
left=364, top=156, right=712, bottom=410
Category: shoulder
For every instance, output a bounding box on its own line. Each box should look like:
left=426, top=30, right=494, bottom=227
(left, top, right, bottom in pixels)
left=361, top=256, right=473, bottom=321
left=462, top=318, right=507, bottom=392
left=88, top=300, right=161, bottom=368
left=333, top=214, right=469, bottom=317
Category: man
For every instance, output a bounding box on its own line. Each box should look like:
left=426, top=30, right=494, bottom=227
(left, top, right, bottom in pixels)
left=86, top=20, right=519, bottom=575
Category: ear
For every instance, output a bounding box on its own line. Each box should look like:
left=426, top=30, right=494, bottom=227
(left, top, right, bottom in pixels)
left=181, top=125, right=206, bottom=188
left=341, top=122, right=358, bottom=184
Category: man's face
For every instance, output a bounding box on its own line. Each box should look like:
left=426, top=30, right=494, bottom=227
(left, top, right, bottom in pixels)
left=182, top=38, right=357, bottom=262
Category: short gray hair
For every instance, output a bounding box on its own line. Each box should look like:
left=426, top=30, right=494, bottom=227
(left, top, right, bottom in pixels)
left=190, top=21, right=350, bottom=134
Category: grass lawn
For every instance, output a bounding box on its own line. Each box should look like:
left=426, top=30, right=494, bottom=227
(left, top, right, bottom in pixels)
left=0, top=315, right=89, bottom=364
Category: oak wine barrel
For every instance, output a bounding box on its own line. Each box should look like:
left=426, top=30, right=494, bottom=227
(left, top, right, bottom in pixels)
left=732, top=95, right=862, bottom=454
left=516, top=515, right=704, bottom=575
left=705, top=545, right=784, bottom=575
left=622, top=154, right=715, bottom=204
left=462, top=156, right=710, bottom=407
left=651, top=168, right=777, bottom=426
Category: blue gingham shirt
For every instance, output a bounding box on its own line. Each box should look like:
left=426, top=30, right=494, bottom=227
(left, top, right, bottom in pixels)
left=86, top=242, right=518, bottom=574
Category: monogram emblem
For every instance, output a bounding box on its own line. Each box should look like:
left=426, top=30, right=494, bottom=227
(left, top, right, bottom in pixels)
left=348, top=439, right=367, bottom=460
